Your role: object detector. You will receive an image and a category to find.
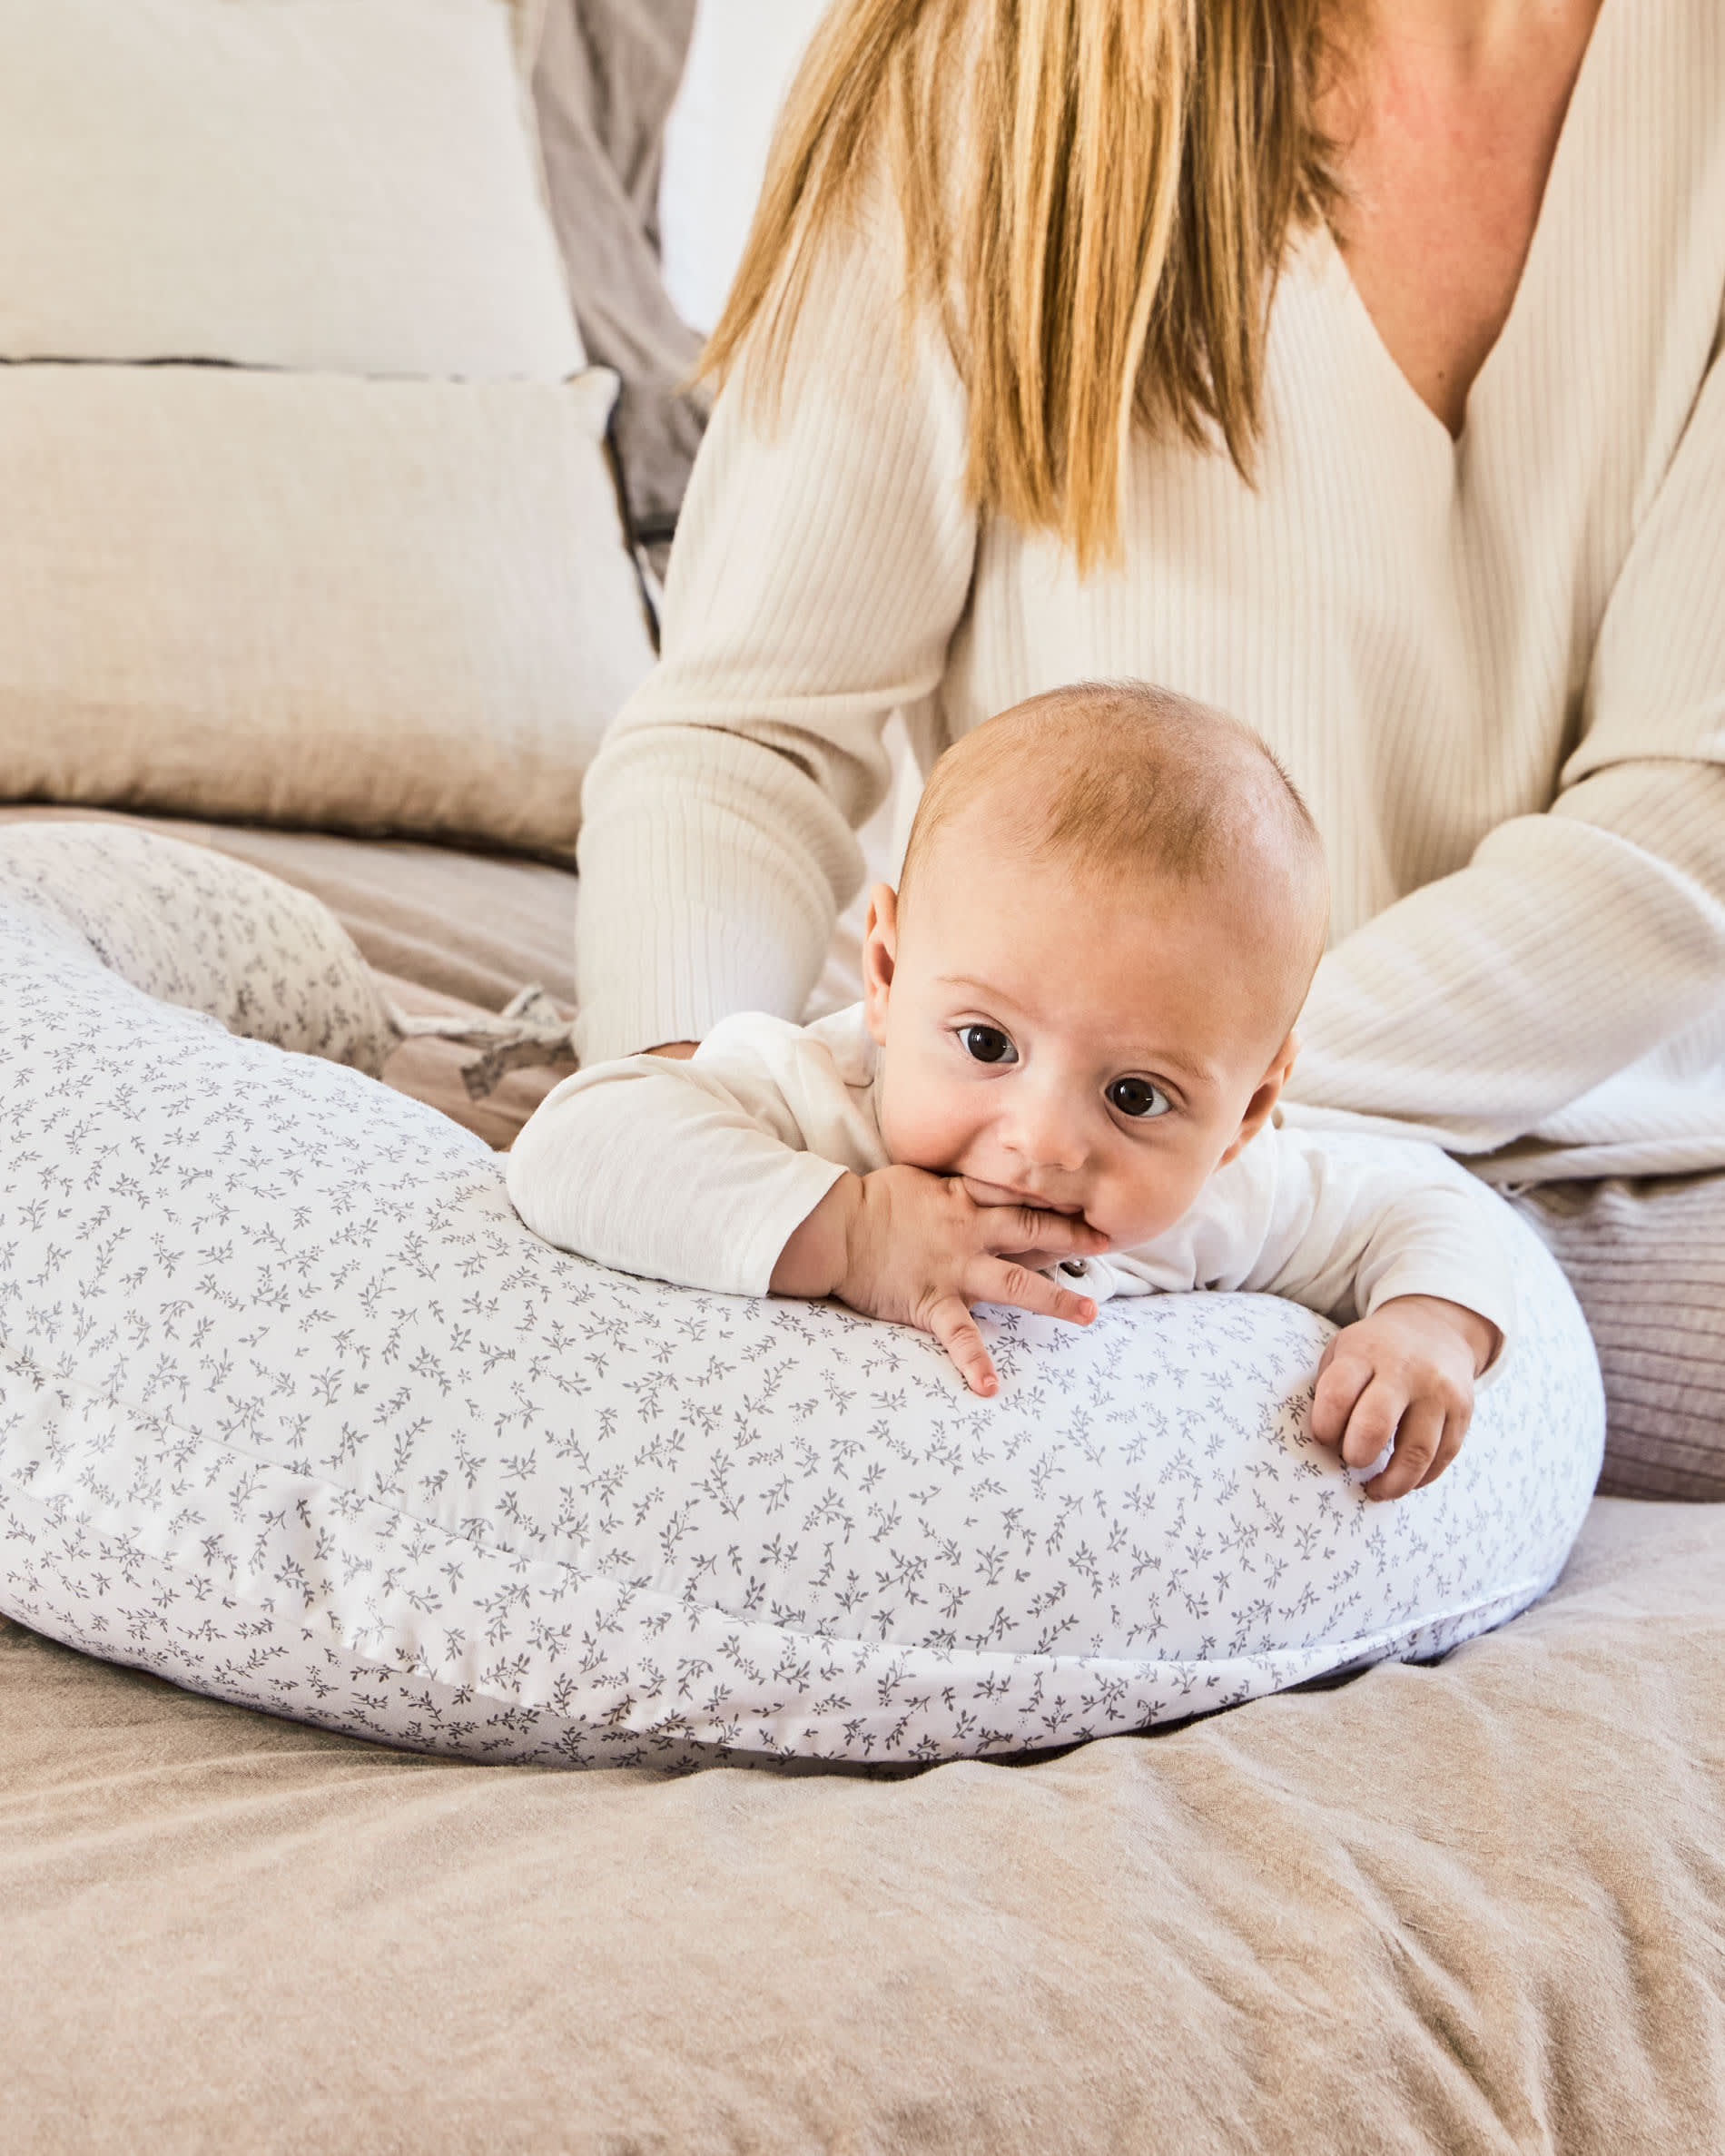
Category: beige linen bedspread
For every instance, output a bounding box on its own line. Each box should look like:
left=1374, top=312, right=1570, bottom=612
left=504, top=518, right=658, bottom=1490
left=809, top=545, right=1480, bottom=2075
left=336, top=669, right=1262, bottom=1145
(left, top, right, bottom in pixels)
left=3, top=1499, right=1722, bottom=2153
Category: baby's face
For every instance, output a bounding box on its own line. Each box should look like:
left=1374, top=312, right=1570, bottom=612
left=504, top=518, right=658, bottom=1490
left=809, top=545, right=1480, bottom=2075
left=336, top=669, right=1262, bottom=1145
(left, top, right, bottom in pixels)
left=862, top=830, right=1299, bottom=1252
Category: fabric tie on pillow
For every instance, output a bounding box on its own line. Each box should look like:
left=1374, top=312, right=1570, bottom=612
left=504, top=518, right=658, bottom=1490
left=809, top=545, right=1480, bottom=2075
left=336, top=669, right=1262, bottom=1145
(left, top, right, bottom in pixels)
left=391, top=986, right=577, bottom=1099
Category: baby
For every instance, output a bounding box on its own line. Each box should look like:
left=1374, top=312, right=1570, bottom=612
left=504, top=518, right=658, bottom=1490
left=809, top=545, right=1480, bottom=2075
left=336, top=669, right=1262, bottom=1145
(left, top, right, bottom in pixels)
left=510, top=684, right=1513, bottom=1502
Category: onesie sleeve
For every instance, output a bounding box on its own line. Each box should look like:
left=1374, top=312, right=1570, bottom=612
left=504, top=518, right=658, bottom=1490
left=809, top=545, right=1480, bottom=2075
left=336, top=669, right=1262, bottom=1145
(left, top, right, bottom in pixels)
left=506, top=1011, right=883, bottom=1297
left=1103, top=1131, right=1517, bottom=1373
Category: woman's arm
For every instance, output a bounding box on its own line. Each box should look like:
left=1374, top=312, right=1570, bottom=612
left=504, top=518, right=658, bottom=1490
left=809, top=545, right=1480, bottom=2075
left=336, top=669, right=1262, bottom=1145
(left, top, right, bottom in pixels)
left=573, top=189, right=978, bottom=1068
left=1287, top=341, right=1725, bottom=1155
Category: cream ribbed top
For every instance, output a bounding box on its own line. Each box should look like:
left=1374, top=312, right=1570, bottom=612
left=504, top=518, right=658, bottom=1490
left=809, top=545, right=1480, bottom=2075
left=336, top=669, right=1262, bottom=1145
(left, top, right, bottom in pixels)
left=577, top=0, right=1725, bottom=1184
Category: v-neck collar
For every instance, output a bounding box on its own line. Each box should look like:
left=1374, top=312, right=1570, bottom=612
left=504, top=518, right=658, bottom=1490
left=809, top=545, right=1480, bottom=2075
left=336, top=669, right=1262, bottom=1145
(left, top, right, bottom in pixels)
left=1318, top=0, right=1618, bottom=453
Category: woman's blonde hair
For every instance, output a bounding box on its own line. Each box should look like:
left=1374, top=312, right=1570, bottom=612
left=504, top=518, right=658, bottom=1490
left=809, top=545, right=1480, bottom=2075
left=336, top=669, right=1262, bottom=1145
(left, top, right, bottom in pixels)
left=702, top=0, right=1339, bottom=572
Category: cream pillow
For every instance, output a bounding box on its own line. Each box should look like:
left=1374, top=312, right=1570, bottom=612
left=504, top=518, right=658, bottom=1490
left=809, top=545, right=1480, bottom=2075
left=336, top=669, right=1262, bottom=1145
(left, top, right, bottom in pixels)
left=0, top=0, right=580, bottom=379
left=0, top=365, right=655, bottom=859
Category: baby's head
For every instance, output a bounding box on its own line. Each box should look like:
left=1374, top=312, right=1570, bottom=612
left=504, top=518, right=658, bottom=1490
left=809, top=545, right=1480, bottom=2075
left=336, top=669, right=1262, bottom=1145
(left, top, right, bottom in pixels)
left=862, top=682, right=1330, bottom=1249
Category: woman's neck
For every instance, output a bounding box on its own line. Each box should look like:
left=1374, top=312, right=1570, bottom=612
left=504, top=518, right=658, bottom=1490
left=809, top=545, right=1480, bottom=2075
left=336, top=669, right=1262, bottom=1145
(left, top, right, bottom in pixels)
left=1321, top=0, right=1605, bottom=435
left=1352, top=0, right=1591, bottom=64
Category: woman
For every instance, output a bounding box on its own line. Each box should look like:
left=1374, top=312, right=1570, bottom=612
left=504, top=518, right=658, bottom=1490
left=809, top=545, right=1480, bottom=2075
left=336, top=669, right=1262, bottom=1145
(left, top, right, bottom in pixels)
left=575, top=0, right=1725, bottom=1496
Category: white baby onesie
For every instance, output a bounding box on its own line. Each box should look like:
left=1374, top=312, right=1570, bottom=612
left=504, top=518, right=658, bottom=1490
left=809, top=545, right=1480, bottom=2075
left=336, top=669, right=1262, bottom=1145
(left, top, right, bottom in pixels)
left=508, top=1006, right=1517, bottom=1359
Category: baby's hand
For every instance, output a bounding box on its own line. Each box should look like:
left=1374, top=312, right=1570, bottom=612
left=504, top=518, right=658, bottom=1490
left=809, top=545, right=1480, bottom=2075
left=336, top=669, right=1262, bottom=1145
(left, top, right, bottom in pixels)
left=772, top=1166, right=1108, bottom=1395
left=1308, top=1295, right=1501, bottom=1501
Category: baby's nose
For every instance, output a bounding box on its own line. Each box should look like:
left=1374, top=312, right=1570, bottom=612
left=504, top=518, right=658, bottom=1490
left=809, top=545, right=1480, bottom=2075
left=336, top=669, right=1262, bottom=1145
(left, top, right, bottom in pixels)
left=1002, top=1094, right=1087, bottom=1176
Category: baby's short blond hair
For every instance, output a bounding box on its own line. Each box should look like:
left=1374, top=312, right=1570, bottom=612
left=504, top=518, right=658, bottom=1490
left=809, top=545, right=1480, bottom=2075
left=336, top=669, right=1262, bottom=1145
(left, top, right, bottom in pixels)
left=898, top=680, right=1330, bottom=1019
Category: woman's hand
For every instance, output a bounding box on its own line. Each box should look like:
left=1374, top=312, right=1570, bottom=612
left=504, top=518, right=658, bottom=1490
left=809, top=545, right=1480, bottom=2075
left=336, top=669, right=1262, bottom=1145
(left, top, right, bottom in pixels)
left=1309, top=1295, right=1501, bottom=1501
left=772, top=1166, right=1107, bottom=1396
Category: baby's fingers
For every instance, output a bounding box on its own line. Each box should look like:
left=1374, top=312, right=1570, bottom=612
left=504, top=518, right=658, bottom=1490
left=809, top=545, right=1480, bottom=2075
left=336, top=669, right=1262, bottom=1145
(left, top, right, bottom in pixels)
left=1336, top=1374, right=1409, bottom=1473
left=1310, top=1345, right=1371, bottom=1448
left=1363, top=1397, right=1448, bottom=1502
left=972, top=1258, right=1096, bottom=1331
left=927, top=1295, right=1000, bottom=1397
left=1375, top=1399, right=1471, bottom=1501
left=984, top=1206, right=1109, bottom=1259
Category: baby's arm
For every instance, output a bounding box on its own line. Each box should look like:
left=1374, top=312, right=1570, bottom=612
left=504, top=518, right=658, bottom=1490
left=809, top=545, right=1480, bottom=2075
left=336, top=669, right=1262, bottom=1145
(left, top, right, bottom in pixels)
left=1253, top=1134, right=1514, bottom=1500
left=507, top=1045, right=848, bottom=1295
left=507, top=1015, right=1101, bottom=1389
left=1109, top=1132, right=1515, bottom=1501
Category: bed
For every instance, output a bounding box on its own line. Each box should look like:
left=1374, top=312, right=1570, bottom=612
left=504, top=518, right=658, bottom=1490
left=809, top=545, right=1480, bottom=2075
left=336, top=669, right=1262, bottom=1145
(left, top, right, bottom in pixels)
left=6, top=1494, right=1725, bottom=2150
left=2, top=798, right=1720, bottom=2151
left=5, top=5, right=1723, bottom=2149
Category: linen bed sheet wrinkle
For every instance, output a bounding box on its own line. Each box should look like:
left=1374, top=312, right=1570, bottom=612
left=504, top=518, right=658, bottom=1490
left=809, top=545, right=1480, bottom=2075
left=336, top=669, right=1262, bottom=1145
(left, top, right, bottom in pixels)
left=3, top=1501, right=1723, bottom=2154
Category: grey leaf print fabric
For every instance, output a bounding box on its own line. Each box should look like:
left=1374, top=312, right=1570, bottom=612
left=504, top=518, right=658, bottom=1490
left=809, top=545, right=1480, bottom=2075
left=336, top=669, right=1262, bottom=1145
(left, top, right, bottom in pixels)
left=0, top=822, right=398, bottom=1072
left=0, top=824, right=573, bottom=1101
left=0, top=844, right=1605, bottom=1768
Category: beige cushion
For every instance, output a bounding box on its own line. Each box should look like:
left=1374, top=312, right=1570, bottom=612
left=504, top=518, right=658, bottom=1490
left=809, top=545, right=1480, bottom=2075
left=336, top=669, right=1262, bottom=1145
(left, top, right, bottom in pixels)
left=0, top=364, right=656, bottom=859
left=0, top=0, right=581, bottom=379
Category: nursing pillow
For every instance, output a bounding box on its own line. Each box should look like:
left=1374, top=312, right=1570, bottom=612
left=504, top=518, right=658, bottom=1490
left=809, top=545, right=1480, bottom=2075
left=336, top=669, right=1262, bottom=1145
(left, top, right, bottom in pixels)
left=0, top=830, right=1605, bottom=1767
left=0, top=822, right=401, bottom=1068
left=0, top=823, right=574, bottom=1096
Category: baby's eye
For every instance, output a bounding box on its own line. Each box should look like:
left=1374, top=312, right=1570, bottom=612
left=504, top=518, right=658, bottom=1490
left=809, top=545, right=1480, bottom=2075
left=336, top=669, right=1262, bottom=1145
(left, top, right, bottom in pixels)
left=1106, top=1075, right=1170, bottom=1119
left=959, top=1024, right=1017, bottom=1065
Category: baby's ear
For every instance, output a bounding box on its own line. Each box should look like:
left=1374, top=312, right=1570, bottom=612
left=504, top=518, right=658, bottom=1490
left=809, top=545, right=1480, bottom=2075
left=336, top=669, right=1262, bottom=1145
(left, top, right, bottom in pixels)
left=1217, top=1030, right=1298, bottom=1167
left=862, top=883, right=900, bottom=1045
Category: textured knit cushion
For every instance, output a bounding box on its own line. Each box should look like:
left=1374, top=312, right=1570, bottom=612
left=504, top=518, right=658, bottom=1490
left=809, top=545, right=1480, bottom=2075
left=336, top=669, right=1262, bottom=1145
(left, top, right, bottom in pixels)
left=0, top=0, right=578, bottom=379
left=0, top=861, right=1605, bottom=1767
left=0, top=368, right=654, bottom=856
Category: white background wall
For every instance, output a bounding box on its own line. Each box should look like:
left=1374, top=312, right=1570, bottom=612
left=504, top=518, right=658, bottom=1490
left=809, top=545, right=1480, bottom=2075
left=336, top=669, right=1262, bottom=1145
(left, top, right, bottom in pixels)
left=659, top=0, right=828, bottom=334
